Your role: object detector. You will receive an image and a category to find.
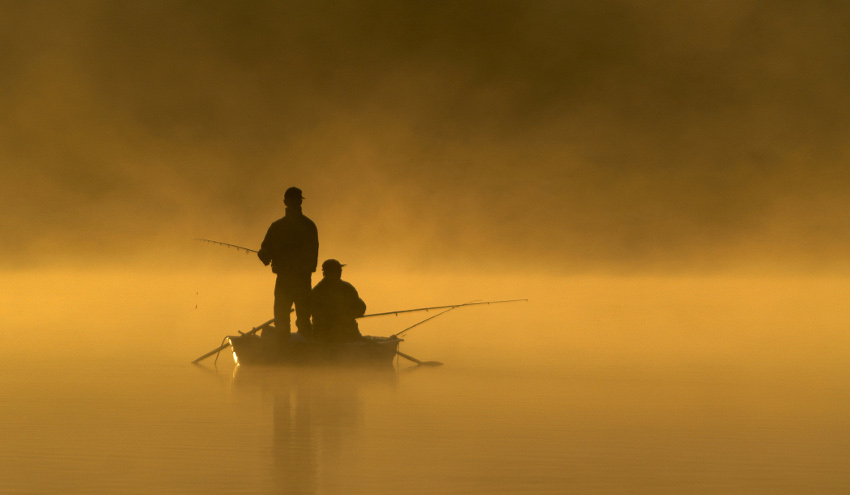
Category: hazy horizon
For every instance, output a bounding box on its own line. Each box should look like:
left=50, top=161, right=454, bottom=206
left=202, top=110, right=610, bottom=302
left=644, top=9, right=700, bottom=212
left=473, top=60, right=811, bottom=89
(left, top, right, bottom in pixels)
left=4, top=5, right=850, bottom=492
left=3, top=1, right=850, bottom=274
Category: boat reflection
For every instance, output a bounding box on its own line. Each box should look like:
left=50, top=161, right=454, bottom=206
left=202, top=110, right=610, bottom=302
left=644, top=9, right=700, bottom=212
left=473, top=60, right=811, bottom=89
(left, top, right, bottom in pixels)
left=230, top=365, right=398, bottom=494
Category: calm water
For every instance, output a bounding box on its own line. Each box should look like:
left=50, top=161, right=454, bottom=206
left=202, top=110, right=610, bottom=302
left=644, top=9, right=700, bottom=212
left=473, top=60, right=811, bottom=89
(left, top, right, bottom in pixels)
left=2, top=272, right=849, bottom=493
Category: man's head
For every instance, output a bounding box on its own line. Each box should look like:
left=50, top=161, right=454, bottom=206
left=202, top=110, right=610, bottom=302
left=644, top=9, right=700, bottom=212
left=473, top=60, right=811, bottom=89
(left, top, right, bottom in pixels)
left=321, top=259, right=345, bottom=280
left=284, top=187, right=304, bottom=207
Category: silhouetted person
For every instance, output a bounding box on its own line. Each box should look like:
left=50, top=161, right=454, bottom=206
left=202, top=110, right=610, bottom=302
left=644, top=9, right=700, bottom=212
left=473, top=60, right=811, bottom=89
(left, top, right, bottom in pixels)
left=258, top=187, right=319, bottom=342
left=311, top=259, right=367, bottom=343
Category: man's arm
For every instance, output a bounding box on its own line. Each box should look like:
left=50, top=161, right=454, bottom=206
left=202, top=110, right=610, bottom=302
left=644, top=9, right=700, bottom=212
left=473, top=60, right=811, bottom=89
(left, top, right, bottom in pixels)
left=307, top=221, right=319, bottom=272
left=257, top=223, right=276, bottom=265
left=353, top=297, right=366, bottom=318
left=349, top=285, right=367, bottom=318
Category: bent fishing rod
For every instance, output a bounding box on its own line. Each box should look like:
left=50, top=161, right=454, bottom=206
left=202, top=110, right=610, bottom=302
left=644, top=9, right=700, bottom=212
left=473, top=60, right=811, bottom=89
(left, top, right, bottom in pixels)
left=195, top=238, right=258, bottom=254
left=389, top=300, right=482, bottom=338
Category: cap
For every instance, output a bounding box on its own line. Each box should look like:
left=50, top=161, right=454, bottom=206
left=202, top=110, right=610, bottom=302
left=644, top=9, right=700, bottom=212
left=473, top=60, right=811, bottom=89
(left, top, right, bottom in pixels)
left=322, top=259, right=346, bottom=271
left=284, top=187, right=304, bottom=200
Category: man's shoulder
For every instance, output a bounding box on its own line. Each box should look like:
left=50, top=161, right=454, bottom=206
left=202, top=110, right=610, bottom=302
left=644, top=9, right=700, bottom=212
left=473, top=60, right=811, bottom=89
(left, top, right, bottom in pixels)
left=263, top=218, right=286, bottom=240
left=299, top=214, right=317, bottom=230
left=312, top=278, right=329, bottom=291
left=268, top=216, right=287, bottom=228
left=271, top=214, right=315, bottom=228
left=339, top=280, right=358, bottom=292
left=280, top=213, right=316, bottom=229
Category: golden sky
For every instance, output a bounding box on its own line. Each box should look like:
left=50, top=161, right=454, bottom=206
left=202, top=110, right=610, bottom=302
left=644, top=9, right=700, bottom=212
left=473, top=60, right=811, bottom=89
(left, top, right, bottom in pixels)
left=2, top=1, right=849, bottom=273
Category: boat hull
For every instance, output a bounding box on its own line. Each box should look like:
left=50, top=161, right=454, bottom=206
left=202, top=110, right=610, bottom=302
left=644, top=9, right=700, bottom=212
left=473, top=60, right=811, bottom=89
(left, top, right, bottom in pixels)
left=227, top=334, right=401, bottom=367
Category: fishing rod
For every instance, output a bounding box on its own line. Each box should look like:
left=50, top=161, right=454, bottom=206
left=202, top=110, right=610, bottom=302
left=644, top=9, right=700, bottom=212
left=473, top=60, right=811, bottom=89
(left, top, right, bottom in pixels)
left=358, top=299, right=527, bottom=319
left=195, top=238, right=258, bottom=254
left=391, top=303, right=471, bottom=339
left=383, top=299, right=515, bottom=363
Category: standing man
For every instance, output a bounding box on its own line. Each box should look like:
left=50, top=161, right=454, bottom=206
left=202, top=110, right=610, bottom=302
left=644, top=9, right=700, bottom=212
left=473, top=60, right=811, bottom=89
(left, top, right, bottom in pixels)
left=311, top=259, right=367, bottom=343
left=258, top=187, right=319, bottom=342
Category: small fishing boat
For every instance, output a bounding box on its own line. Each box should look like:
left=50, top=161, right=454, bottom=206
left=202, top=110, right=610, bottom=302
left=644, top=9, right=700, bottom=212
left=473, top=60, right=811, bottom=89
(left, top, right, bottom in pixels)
left=192, top=299, right=526, bottom=368
left=227, top=331, right=402, bottom=367
left=193, top=238, right=526, bottom=368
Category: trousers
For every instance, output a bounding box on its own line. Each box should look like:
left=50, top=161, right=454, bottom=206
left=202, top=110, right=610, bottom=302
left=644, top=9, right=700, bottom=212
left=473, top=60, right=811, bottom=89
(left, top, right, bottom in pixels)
left=272, top=272, right=313, bottom=341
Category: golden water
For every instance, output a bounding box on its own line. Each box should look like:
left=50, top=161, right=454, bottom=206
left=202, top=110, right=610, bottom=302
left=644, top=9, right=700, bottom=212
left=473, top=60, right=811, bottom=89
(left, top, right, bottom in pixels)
left=2, top=270, right=848, bottom=493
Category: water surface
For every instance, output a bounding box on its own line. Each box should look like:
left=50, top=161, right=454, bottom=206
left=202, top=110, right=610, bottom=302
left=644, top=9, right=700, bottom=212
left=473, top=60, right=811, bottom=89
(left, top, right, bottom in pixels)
left=2, top=271, right=849, bottom=493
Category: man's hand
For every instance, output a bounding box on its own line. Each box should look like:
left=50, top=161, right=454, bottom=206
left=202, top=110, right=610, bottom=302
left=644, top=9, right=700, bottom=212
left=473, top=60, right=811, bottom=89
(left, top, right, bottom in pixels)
left=258, top=251, right=271, bottom=266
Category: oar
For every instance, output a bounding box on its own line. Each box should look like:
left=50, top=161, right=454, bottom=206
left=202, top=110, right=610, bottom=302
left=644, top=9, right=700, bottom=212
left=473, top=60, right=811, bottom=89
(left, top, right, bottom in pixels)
left=191, top=318, right=275, bottom=363
left=395, top=350, right=443, bottom=367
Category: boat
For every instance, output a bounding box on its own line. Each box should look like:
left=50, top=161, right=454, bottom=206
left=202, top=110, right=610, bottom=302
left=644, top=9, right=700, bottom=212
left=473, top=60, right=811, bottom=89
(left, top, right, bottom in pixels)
left=227, top=331, right=402, bottom=367
left=192, top=299, right=526, bottom=368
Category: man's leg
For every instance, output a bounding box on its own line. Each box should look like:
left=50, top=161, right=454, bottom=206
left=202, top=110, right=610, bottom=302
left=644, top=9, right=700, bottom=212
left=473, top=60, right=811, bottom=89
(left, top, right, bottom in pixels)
left=292, top=273, right=313, bottom=341
left=273, top=275, right=295, bottom=337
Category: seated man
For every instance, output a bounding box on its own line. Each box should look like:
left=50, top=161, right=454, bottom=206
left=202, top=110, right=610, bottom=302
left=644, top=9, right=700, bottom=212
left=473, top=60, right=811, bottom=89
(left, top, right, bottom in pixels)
left=311, top=259, right=367, bottom=343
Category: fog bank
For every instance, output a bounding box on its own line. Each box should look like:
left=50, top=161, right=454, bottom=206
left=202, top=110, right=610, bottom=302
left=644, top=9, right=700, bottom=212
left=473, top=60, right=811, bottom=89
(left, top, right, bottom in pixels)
left=2, top=1, right=849, bottom=273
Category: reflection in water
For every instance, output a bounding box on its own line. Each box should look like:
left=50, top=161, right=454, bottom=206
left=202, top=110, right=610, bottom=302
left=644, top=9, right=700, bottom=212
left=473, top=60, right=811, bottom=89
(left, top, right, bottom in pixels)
left=3, top=273, right=850, bottom=493
left=231, top=366, right=397, bottom=494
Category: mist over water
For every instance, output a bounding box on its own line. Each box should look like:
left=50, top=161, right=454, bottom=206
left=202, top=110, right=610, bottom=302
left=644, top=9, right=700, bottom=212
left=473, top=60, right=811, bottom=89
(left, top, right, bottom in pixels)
left=2, top=1, right=850, bottom=272
left=5, top=268, right=850, bottom=369
left=3, top=1, right=850, bottom=493
left=2, top=269, right=850, bottom=493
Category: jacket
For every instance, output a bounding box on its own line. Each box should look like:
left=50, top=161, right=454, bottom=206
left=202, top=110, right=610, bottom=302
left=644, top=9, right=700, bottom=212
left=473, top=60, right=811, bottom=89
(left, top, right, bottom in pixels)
left=257, top=208, right=319, bottom=275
